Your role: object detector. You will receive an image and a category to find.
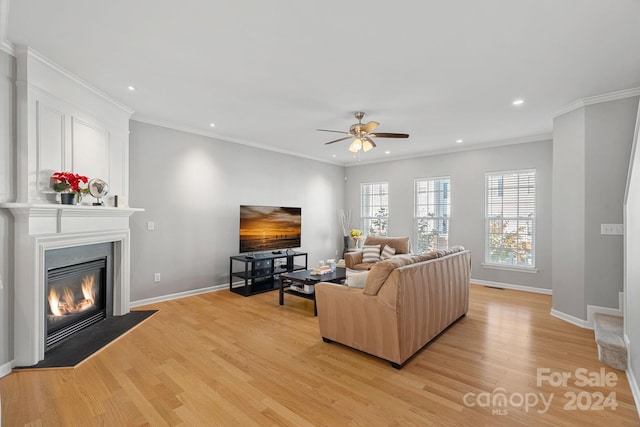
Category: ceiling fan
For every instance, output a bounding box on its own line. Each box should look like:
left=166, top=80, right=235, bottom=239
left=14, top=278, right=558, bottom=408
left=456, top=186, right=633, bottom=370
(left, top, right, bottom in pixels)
left=318, top=111, right=410, bottom=153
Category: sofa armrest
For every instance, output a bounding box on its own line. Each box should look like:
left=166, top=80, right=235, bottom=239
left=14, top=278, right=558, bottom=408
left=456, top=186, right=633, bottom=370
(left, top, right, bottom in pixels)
left=344, top=251, right=363, bottom=269
left=315, top=282, right=402, bottom=364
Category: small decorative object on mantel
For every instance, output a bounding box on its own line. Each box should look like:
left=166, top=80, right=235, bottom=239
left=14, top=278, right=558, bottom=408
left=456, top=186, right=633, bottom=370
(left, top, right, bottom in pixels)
left=350, top=228, right=364, bottom=249
left=88, top=178, right=109, bottom=206
left=51, top=171, right=89, bottom=205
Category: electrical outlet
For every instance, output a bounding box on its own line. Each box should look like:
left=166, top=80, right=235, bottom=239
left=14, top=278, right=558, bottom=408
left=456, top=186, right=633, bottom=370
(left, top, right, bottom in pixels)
left=154, top=273, right=161, bottom=282
left=147, top=221, right=155, bottom=231
left=601, top=224, right=623, bottom=235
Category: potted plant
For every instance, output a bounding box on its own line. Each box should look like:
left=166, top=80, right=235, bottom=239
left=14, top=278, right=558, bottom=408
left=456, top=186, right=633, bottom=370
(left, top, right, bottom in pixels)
left=350, top=228, right=364, bottom=249
left=51, top=171, right=89, bottom=205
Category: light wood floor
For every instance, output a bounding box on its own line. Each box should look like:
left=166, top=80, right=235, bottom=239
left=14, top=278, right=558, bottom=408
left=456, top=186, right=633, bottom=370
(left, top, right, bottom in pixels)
left=1, top=284, right=638, bottom=426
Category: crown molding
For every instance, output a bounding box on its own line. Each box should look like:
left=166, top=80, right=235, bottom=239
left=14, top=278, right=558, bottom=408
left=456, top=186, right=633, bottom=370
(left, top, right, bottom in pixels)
left=343, top=133, right=553, bottom=167
left=130, top=116, right=344, bottom=167
left=0, top=0, right=12, bottom=55
left=15, top=46, right=135, bottom=116
left=554, top=87, right=640, bottom=118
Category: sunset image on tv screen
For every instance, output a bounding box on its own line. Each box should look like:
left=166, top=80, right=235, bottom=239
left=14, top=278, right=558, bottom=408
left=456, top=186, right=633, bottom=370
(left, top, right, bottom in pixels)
left=239, top=206, right=301, bottom=253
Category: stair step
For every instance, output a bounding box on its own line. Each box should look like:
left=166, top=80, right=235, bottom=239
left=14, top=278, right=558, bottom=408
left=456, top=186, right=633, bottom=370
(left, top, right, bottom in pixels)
left=593, top=313, right=626, bottom=370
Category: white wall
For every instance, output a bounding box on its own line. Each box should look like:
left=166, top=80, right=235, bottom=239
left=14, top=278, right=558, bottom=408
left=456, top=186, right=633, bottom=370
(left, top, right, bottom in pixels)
left=14, top=47, right=133, bottom=205
left=0, top=48, right=15, bottom=370
left=128, top=121, right=345, bottom=302
left=344, top=140, right=553, bottom=290
left=624, top=98, right=640, bottom=409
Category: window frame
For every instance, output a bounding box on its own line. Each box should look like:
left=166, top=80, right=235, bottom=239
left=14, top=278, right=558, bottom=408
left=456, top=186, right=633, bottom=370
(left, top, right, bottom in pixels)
left=360, top=181, right=389, bottom=237
left=414, top=176, right=451, bottom=253
left=484, top=168, right=536, bottom=270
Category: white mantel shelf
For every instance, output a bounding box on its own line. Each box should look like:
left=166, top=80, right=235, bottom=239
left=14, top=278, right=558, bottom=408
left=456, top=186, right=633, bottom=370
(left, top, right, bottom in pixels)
left=0, top=202, right=143, bottom=212
left=0, top=203, right=144, bottom=235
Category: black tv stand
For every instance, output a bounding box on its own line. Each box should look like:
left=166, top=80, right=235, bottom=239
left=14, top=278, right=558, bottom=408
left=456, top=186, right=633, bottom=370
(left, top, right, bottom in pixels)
left=229, top=251, right=307, bottom=296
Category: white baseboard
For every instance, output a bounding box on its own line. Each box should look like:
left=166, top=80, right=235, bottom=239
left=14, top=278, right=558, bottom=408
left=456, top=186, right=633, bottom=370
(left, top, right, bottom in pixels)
left=0, top=360, right=13, bottom=379
left=130, top=284, right=227, bottom=308
left=471, top=278, right=552, bottom=295
left=550, top=308, right=591, bottom=329
left=586, top=292, right=624, bottom=328
left=625, top=339, right=640, bottom=420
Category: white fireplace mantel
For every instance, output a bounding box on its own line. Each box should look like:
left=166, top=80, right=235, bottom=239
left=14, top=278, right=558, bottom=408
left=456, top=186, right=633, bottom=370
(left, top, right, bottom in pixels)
left=0, top=203, right=143, bottom=235
left=1, top=203, right=143, bottom=366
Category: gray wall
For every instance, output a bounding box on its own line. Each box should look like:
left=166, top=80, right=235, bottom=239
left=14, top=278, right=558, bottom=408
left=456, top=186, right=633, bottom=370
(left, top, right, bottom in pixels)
left=128, top=121, right=345, bottom=302
left=553, top=97, right=639, bottom=319
left=552, top=109, right=586, bottom=318
left=344, top=140, right=553, bottom=290
left=0, top=49, right=15, bottom=368
left=585, top=97, right=639, bottom=308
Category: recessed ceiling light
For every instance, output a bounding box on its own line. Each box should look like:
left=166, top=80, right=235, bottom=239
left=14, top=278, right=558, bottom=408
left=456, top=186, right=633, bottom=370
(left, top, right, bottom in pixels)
left=209, top=123, right=215, bottom=128
left=512, top=98, right=524, bottom=106
left=456, top=139, right=463, bottom=144
left=385, top=151, right=391, bottom=155
left=332, top=154, right=336, bottom=158
left=127, top=85, right=136, bottom=91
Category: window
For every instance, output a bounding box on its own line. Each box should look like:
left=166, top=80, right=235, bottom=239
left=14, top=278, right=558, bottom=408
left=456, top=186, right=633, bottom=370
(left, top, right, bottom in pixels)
left=414, top=177, right=451, bottom=252
left=361, top=182, right=389, bottom=236
left=485, top=169, right=536, bottom=268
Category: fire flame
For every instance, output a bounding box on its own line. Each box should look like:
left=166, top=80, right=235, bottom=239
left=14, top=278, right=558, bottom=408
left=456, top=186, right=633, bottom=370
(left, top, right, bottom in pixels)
left=48, top=274, right=96, bottom=317
left=48, top=288, right=63, bottom=316
left=82, top=275, right=95, bottom=301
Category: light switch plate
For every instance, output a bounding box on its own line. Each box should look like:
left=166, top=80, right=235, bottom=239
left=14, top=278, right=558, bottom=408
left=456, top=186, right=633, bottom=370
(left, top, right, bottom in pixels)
left=601, top=224, right=623, bottom=235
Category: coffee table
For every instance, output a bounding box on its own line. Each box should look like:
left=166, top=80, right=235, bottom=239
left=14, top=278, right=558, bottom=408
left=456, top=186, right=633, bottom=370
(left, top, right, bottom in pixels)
left=279, top=267, right=346, bottom=315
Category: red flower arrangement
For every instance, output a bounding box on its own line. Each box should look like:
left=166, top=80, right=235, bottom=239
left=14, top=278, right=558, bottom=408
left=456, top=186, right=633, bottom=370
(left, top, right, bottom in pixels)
left=51, top=171, right=89, bottom=195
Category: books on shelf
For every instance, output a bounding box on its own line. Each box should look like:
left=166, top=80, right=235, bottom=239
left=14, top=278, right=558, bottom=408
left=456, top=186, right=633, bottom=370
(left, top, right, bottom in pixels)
left=289, top=284, right=314, bottom=294
left=310, top=265, right=332, bottom=275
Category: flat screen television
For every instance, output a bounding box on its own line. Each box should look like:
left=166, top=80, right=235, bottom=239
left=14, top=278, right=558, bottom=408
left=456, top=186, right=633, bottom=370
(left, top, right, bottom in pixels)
left=239, top=205, right=301, bottom=253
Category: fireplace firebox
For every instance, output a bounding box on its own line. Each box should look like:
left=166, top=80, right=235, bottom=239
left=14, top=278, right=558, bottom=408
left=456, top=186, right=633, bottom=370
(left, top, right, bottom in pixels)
left=45, top=243, right=114, bottom=350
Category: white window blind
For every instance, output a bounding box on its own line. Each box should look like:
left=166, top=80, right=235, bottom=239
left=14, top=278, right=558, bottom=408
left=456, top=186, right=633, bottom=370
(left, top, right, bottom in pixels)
left=361, top=182, right=389, bottom=236
left=485, top=170, right=536, bottom=267
left=414, top=177, right=450, bottom=252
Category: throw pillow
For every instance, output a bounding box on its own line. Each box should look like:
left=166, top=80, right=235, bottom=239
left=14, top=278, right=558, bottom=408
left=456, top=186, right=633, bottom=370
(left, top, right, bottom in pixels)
left=346, top=271, right=369, bottom=288
left=363, top=236, right=411, bottom=254
left=380, top=244, right=396, bottom=260
left=362, top=244, right=381, bottom=263
left=363, top=258, right=405, bottom=296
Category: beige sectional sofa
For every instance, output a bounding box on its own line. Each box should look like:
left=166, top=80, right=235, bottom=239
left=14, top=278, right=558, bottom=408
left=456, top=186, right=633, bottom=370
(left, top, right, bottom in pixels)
left=315, top=247, right=471, bottom=368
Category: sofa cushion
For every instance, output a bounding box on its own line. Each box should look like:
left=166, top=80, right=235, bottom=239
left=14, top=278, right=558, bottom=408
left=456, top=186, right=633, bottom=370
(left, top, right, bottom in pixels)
left=363, top=236, right=411, bottom=254
left=351, top=262, right=376, bottom=271
left=362, top=244, right=381, bottom=263
left=363, top=257, right=413, bottom=296
left=346, top=271, right=369, bottom=288
left=380, top=244, right=396, bottom=260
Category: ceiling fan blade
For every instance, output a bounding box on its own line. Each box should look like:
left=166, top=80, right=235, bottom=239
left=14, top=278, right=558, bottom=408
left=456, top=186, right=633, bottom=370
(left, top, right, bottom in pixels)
left=370, top=132, right=410, bottom=138
left=363, top=121, right=379, bottom=133
left=324, top=136, right=353, bottom=145
left=317, top=128, right=350, bottom=135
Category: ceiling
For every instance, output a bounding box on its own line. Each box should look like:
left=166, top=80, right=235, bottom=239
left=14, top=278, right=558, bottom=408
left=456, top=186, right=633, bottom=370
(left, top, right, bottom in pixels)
left=4, top=0, right=640, bottom=165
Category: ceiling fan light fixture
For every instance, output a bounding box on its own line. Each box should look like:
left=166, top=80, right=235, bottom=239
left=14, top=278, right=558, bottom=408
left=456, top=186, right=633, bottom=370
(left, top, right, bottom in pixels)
left=362, top=140, right=374, bottom=152
left=349, top=138, right=363, bottom=153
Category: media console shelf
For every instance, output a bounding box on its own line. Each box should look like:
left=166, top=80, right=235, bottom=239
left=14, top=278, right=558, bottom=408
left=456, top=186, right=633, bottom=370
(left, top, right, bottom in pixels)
left=229, top=251, right=308, bottom=296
